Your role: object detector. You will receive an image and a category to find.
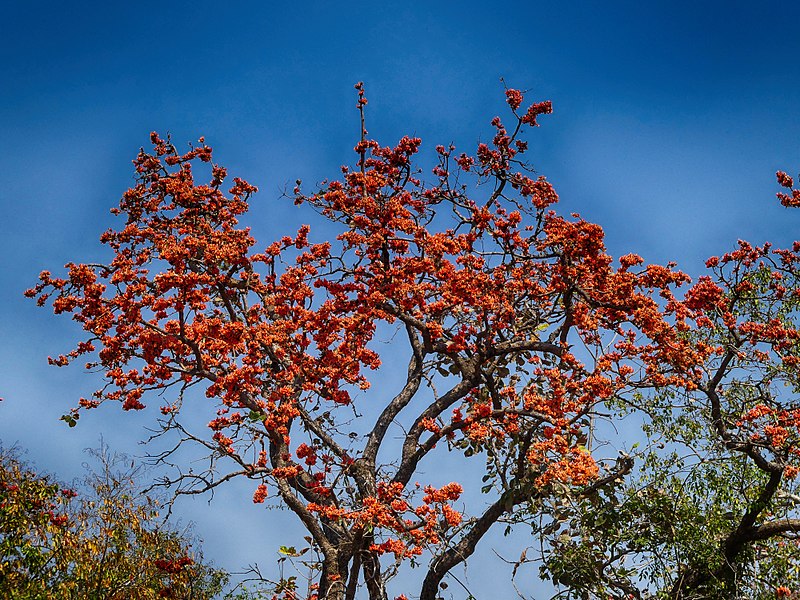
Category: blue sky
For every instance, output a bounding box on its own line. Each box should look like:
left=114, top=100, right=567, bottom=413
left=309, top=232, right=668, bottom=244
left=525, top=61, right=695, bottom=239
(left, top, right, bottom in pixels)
left=3, top=1, right=800, bottom=597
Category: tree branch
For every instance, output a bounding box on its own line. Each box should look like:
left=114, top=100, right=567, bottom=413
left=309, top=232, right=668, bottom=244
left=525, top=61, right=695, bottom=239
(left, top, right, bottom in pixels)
left=364, top=324, right=424, bottom=465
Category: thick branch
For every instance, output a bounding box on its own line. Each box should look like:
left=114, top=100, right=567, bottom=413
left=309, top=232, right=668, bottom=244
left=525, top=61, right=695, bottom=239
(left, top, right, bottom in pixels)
left=393, top=376, right=477, bottom=486
left=364, top=324, right=424, bottom=465
left=672, top=468, right=785, bottom=596
left=703, top=349, right=781, bottom=474
left=274, top=477, right=335, bottom=558
left=419, top=494, right=509, bottom=600
left=361, top=541, right=388, bottom=600
left=725, top=469, right=784, bottom=555
left=747, top=517, right=800, bottom=541
left=486, top=338, right=564, bottom=358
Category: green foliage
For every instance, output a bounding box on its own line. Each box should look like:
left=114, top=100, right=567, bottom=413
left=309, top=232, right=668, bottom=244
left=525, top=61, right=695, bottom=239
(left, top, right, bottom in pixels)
left=537, top=392, right=800, bottom=598
left=0, top=446, right=228, bottom=599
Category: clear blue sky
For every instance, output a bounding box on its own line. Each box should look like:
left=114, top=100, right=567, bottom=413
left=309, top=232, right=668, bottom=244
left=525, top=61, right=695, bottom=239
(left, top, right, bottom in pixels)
left=3, top=1, right=800, bottom=596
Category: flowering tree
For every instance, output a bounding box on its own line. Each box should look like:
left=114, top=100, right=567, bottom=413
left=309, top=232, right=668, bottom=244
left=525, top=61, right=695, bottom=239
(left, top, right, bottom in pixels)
left=0, top=446, right=225, bottom=599
left=27, top=84, right=800, bottom=599
left=534, top=200, right=800, bottom=598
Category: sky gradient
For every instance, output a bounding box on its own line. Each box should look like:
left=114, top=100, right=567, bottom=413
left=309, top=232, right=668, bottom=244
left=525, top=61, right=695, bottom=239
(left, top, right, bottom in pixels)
left=3, top=1, right=800, bottom=597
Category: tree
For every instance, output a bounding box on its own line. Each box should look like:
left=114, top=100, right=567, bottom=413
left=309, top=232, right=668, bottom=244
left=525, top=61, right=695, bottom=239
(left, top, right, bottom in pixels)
left=25, top=83, right=800, bottom=598
left=533, top=222, right=800, bottom=598
left=0, top=445, right=226, bottom=599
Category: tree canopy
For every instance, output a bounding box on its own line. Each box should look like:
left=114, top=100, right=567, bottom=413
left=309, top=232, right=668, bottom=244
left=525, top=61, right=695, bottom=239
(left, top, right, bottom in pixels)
left=26, top=84, right=800, bottom=599
left=0, top=446, right=226, bottom=599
